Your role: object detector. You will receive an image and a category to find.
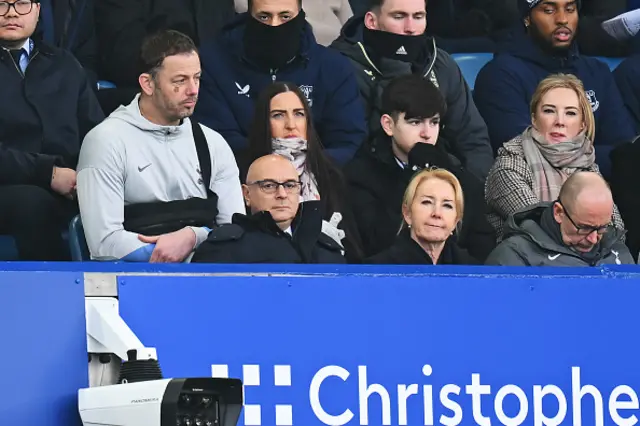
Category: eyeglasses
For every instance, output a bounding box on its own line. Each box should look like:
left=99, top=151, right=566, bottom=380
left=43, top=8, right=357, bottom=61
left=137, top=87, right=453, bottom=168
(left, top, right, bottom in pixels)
left=247, top=179, right=301, bottom=194
left=557, top=199, right=613, bottom=236
left=0, top=0, right=34, bottom=16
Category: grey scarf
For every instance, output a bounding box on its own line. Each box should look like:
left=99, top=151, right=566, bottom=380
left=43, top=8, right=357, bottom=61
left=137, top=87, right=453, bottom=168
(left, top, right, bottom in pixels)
left=521, top=126, right=595, bottom=201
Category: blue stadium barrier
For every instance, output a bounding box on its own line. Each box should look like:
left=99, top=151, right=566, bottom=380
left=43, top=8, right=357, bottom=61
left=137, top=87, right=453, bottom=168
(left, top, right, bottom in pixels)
left=3, top=263, right=640, bottom=426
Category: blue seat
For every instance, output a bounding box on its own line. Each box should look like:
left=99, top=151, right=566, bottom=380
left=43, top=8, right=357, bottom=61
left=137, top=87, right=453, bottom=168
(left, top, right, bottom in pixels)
left=593, top=56, right=623, bottom=71
left=451, top=53, right=494, bottom=90
left=68, top=215, right=90, bottom=261
left=96, top=80, right=116, bottom=90
left=0, top=235, right=18, bottom=260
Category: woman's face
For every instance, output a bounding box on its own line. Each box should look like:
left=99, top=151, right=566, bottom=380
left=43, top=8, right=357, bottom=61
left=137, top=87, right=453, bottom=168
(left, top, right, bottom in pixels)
left=532, top=87, right=584, bottom=144
left=403, top=177, right=458, bottom=243
left=269, top=91, right=308, bottom=140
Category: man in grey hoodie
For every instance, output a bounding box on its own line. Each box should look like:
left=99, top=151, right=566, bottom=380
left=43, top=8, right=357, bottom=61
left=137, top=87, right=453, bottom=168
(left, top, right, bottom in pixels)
left=77, top=30, right=245, bottom=262
left=486, top=171, right=634, bottom=266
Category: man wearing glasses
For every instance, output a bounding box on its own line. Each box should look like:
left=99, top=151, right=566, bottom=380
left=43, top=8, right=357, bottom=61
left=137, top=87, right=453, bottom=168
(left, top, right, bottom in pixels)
left=0, top=0, right=103, bottom=260
left=486, top=171, right=634, bottom=266
left=192, top=154, right=346, bottom=264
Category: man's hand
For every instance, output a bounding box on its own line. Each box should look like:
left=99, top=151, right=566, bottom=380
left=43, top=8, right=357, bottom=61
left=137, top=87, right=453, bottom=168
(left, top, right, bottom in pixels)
left=138, top=228, right=197, bottom=263
left=51, top=167, right=77, bottom=199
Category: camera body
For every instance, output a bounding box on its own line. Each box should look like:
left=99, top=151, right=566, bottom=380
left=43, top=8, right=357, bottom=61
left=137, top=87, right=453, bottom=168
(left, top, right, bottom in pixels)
left=79, top=377, right=243, bottom=426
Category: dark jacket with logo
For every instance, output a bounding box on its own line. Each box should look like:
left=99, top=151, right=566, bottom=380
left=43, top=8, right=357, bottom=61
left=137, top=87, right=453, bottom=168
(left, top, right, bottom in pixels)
left=330, top=16, right=494, bottom=181
left=367, top=228, right=479, bottom=264
left=473, top=34, right=635, bottom=177
left=614, top=54, right=640, bottom=134
left=344, top=136, right=496, bottom=260
left=485, top=202, right=634, bottom=266
left=194, top=13, right=367, bottom=165
left=95, top=0, right=236, bottom=86
left=192, top=201, right=347, bottom=264
left=0, top=41, right=104, bottom=188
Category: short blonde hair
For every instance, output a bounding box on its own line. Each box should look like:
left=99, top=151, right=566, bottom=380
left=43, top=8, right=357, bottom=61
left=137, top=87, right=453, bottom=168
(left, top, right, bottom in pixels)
left=530, top=73, right=595, bottom=141
left=399, top=168, right=464, bottom=232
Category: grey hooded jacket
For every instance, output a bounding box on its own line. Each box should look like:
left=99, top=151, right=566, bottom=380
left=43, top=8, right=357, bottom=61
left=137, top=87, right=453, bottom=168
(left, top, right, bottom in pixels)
left=485, top=202, right=634, bottom=267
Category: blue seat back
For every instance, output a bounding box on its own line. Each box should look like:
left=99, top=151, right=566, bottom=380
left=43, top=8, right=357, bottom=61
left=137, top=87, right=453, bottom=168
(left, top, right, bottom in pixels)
left=68, top=215, right=90, bottom=261
left=0, top=236, right=18, bottom=260
left=593, top=56, right=623, bottom=70
left=451, top=52, right=494, bottom=90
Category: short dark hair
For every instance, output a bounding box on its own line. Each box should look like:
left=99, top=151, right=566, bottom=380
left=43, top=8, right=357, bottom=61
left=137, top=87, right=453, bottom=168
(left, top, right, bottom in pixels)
left=368, top=0, right=427, bottom=12
left=247, top=0, right=302, bottom=12
left=139, top=30, right=197, bottom=76
left=381, top=74, right=447, bottom=121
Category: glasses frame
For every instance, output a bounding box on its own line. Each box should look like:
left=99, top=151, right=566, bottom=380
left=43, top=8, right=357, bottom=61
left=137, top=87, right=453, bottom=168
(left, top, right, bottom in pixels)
left=247, top=179, right=302, bottom=195
left=0, top=0, right=35, bottom=17
left=557, top=199, right=612, bottom=237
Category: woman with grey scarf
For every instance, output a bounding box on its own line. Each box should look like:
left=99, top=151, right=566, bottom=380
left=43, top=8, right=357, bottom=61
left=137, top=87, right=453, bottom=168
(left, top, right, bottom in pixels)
left=485, top=73, right=626, bottom=241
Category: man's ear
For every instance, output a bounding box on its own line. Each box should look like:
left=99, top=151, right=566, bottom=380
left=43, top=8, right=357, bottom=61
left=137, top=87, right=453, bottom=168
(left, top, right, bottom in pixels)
left=381, top=114, right=395, bottom=137
left=552, top=201, right=564, bottom=225
left=242, top=184, right=251, bottom=208
left=139, top=73, right=155, bottom=96
left=364, top=11, right=378, bottom=30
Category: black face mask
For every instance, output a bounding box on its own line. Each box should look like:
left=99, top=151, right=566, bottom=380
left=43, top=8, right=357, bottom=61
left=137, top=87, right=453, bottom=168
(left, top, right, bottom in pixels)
left=363, top=27, right=425, bottom=64
left=243, top=10, right=306, bottom=70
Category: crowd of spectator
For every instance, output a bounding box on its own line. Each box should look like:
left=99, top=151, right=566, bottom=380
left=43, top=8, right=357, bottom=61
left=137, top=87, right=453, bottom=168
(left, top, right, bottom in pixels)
left=3, top=0, right=640, bottom=267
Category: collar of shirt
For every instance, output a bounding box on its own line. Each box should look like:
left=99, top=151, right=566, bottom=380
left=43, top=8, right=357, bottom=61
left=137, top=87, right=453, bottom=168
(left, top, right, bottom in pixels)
left=3, top=38, right=32, bottom=56
left=395, top=157, right=406, bottom=169
left=284, top=227, right=292, bottom=236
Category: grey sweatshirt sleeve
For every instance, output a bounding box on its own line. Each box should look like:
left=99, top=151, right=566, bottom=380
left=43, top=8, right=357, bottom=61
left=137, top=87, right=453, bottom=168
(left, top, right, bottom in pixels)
left=203, top=127, right=245, bottom=225
left=77, top=127, right=150, bottom=260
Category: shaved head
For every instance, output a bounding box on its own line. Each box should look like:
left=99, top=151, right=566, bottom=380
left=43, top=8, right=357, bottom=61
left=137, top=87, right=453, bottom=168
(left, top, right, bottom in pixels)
left=243, top=154, right=301, bottom=230
left=559, top=171, right=613, bottom=211
left=554, top=171, right=614, bottom=253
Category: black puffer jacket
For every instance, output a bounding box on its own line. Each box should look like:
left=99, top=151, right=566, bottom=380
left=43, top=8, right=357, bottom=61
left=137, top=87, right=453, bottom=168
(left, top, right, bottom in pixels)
left=330, top=16, right=494, bottom=181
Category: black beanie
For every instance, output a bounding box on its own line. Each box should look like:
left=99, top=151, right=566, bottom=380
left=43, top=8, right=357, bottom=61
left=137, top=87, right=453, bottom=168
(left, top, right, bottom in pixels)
left=519, top=0, right=581, bottom=17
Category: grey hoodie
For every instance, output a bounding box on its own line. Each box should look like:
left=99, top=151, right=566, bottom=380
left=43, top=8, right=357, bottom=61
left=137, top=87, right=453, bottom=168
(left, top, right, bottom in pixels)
left=485, top=202, right=634, bottom=267
left=77, top=95, right=245, bottom=261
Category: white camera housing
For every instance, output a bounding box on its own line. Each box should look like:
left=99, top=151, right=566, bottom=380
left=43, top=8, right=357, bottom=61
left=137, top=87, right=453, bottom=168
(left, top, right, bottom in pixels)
left=79, top=377, right=243, bottom=426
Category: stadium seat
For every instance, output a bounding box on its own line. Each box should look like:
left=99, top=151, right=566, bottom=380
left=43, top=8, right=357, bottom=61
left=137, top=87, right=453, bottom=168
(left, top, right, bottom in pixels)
left=0, top=236, right=18, bottom=260
left=593, top=56, right=623, bottom=70
left=96, top=80, right=116, bottom=90
left=68, top=215, right=90, bottom=261
left=451, top=53, right=494, bottom=90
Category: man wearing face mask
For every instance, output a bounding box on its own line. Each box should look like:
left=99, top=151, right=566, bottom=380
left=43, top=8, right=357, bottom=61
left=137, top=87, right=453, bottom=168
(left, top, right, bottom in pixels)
left=194, top=0, right=366, bottom=166
left=330, top=0, right=494, bottom=182
left=345, top=75, right=496, bottom=259
left=486, top=171, right=634, bottom=266
left=474, top=0, right=634, bottom=178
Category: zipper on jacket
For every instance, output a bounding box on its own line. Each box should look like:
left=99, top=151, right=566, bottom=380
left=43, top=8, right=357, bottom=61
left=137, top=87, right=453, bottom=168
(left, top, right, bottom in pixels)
left=356, top=42, right=382, bottom=76
left=9, top=50, right=39, bottom=79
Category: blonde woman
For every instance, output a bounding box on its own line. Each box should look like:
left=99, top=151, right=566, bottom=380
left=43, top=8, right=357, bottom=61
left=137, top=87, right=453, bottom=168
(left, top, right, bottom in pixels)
left=485, top=73, right=625, bottom=240
left=367, top=169, right=479, bottom=265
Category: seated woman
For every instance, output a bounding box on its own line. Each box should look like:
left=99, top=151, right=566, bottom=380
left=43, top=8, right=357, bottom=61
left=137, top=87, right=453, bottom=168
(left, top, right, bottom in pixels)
left=367, top=169, right=479, bottom=265
left=485, top=73, right=625, bottom=241
left=245, top=82, right=363, bottom=261
left=345, top=74, right=496, bottom=261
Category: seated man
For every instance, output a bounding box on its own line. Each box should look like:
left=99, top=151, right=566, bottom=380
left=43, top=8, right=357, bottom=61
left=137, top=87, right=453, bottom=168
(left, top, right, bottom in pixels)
left=195, top=0, right=366, bottom=165
left=486, top=171, right=634, bottom=266
left=0, top=0, right=104, bottom=260
left=192, top=154, right=346, bottom=263
left=345, top=74, right=496, bottom=260
left=77, top=30, right=244, bottom=262
left=331, top=0, right=494, bottom=181
left=474, top=0, right=634, bottom=176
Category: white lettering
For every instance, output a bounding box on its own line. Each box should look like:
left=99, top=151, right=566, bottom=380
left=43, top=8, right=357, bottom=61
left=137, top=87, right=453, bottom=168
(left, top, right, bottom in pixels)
left=572, top=366, right=604, bottom=426
left=423, top=365, right=434, bottom=426
left=309, top=366, right=354, bottom=425
left=359, top=365, right=391, bottom=425
left=398, top=384, right=418, bottom=425
left=533, top=385, right=567, bottom=426
left=609, top=385, right=639, bottom=426
left=465, top=373, right=491, bottom=426
left=495, top=384, right=528, bottom=425
left=439, top=384, right=463, bottom=426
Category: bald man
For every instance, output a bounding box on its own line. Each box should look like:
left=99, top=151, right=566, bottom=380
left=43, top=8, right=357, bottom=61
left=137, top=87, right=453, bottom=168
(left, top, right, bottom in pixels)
left=192, top=155, right=346, bottom=264
left=486, top=171, right=634, bottom=266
